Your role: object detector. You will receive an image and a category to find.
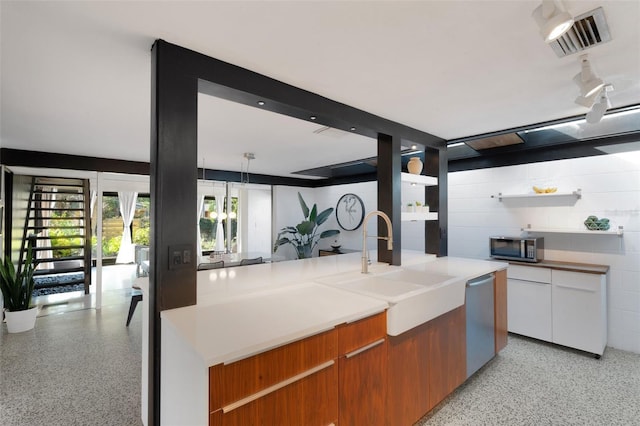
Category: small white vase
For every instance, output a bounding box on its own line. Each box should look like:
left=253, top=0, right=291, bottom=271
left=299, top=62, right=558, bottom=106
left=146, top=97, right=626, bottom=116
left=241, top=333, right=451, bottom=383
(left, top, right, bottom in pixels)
left=5, top=306, right=38, bottom=333
left=407, top=157, right=423, bottom=175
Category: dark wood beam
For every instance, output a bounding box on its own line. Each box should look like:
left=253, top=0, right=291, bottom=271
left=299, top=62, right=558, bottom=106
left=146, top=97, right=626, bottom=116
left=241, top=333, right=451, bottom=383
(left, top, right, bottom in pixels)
left=377, top=133, right=401, bottom=265
left=425, top=147, right=447, bottom=256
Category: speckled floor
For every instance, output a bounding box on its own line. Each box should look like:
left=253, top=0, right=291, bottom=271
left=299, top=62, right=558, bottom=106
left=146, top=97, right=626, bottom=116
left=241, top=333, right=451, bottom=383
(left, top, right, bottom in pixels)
left=418, top=335, right=640, bottom=426
left=0, top=267, right=142, bottom=426
left=3, top=282, right=640, bottom=425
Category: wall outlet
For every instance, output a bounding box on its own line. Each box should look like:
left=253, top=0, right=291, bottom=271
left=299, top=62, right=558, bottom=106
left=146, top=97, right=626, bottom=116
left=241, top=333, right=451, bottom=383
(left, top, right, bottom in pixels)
left=168, top=244, right=192, bottom=270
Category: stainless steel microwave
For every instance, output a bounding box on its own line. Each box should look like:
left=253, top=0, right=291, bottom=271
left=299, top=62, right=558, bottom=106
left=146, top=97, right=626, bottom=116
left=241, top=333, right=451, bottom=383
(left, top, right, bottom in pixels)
left=490, top=237, right=544, bottom=263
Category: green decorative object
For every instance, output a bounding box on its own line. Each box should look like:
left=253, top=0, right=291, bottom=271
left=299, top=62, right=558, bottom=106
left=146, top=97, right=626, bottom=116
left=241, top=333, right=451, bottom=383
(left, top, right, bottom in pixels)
left=274, top=192, right=340, bottom=259
left=584, top=216, right=610, bottom=231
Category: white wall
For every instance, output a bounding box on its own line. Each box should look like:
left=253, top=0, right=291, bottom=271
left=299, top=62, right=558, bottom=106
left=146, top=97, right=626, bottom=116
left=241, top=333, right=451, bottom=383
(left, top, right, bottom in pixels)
left=448, top=153, right=640, bottom=354
left=275, top=181, right=421, bottom=260
left=240, top=186, right=272, bottom=254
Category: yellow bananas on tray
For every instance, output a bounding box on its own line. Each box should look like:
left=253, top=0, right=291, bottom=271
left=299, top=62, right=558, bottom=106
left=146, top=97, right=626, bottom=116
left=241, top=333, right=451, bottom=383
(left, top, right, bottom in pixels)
left=533, top=186, right=557, bottom=194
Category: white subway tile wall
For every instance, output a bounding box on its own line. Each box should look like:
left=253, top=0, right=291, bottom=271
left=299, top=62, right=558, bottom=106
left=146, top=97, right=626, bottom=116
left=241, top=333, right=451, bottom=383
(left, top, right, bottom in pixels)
left=448, top=153, right=640, bottom=353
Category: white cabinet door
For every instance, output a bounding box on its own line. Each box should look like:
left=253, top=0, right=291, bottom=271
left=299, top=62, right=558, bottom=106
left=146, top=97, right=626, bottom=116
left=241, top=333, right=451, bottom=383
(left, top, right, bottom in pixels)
left=507, top=278, right=552, bottom=341
left=551, top=270, right=607, bottom=356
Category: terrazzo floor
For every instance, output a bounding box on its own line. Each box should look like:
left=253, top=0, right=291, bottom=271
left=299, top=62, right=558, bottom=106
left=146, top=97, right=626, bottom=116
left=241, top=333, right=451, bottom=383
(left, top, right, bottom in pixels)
left=419, top=336, right=640, bottom=426
left=2, top=269, right=640, bottom=425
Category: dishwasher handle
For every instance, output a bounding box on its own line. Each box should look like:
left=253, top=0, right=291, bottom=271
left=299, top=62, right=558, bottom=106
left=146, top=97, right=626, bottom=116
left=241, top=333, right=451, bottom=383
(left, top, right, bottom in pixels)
left=466, top=273, right=494, bottom=287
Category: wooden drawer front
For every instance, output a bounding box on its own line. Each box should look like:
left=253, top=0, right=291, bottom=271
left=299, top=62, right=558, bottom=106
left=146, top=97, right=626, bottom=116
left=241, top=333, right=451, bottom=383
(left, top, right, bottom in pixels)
left=210, top=329, right=338, bottom=411
left=508, top=264, right=551, bottom=283
left=210, top=362, right=338, bottom=426
left=338, top=311, right=386, bottom=355
left=339, top=339, right=387, bottom=426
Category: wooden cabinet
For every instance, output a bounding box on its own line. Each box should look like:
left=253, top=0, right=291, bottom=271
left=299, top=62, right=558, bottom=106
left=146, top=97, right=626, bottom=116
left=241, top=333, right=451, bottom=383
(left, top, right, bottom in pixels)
left=386, top=320, right=430, bottom=426
left=337, top=312, right=387, bottom=426
left=494, top=269, right=508, bottom=353
left=426, top=305, right=466, bottom=410
left=386, top=305, right=467, bottom=424
left=209, top=329, right=338, bottom=426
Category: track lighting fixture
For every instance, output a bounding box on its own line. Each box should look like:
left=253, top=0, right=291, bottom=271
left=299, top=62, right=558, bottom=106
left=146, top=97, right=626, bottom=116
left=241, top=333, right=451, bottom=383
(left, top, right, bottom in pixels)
left=532, top=0, right=574, bottom=42
left=573, top=54, right=604, bottom=107
left=586, top=87, right=612, bottom=124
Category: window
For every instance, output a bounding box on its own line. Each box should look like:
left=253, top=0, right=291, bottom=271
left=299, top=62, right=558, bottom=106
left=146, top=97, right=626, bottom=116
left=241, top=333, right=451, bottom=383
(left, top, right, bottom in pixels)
left=199, top=195, right=238, bottom=253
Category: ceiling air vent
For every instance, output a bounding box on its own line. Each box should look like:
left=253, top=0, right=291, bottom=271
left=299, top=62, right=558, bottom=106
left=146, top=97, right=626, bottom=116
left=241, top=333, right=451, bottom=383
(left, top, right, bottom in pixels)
left=550, top=7, right=611, bottom=58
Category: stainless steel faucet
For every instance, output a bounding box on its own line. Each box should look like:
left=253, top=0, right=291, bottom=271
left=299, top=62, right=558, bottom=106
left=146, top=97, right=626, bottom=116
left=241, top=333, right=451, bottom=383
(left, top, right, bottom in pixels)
left=361, top=210, right=393, bottom=274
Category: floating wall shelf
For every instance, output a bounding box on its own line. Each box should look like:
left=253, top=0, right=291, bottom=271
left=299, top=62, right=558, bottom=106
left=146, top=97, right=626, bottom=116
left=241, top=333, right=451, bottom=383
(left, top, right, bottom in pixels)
left=492, top=189, right=582, bottom=201
left=522, top=226, right=623, bottom=237
left=401, top=172, right=437, bottom=187
left=402, top=212, right=438, bottom=222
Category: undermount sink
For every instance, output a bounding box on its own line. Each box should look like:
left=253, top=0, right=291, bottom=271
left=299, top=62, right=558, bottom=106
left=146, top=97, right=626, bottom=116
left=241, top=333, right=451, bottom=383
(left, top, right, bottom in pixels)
left=315, top=267, right=466, bottom=336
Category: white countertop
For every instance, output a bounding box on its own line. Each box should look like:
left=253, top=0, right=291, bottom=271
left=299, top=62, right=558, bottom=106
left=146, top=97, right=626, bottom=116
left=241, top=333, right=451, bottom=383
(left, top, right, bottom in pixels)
left=159, top=251, right=508, bottom=367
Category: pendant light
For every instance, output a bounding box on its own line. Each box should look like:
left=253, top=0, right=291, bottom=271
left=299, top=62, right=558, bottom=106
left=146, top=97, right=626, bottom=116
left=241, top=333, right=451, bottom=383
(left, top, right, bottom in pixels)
left=532, top=0, right=574, bottom=42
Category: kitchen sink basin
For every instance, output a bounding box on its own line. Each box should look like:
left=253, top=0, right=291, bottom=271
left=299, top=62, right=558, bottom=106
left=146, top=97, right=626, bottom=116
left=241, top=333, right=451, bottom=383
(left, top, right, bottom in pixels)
left=316, top=268, right=466, bottom=336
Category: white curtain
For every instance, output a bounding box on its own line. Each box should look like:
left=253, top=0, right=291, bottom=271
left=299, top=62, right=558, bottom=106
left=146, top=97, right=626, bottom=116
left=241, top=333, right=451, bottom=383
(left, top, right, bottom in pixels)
left=196, top=195, right=205, bottom=264
left=115, top=191, right=138, bottom=264
left=214, top=189, right=226, bottom=252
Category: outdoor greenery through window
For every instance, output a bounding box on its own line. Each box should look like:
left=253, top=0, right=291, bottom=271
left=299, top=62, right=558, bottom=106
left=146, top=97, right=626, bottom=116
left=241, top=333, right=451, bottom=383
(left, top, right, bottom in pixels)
left=199, top=195, right=238, bottom=253
left=92, top=193, right=150, bottom=259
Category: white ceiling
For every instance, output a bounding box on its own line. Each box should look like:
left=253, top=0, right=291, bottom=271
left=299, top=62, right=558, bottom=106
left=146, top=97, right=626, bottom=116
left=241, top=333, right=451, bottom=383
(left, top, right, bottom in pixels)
left=1, top=1, right=639, bottom=179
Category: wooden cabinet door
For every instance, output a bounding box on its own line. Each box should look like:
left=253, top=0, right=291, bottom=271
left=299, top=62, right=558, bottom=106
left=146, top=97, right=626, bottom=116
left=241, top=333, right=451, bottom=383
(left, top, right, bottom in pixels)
left=494, top=269, right=508, bottom=353
left=338, top=311, right=387, bottom=426
left=427, top=306, right=466, bottom=411
left=210, top=362, right=338, bottom=426
left=339, top=339, right=387, bottom=426
left=386, top=321, right=430, bottom=425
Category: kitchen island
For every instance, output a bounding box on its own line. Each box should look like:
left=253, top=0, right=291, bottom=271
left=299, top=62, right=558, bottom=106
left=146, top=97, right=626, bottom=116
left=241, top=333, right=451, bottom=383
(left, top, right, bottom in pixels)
left=144, top=251, right=507, bottom=425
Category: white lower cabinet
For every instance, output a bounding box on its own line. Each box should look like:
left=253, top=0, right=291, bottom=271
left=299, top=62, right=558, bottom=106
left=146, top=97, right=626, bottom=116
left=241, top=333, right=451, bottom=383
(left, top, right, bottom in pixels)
left=552, top=270, right=607, bottom=356
left=507, top=264, right=607, bottom=357
left=508, top=278, right=552, bottom=341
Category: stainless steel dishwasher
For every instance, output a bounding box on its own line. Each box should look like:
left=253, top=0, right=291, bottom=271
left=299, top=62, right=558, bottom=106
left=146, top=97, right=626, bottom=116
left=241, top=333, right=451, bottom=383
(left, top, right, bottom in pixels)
left=466, top=273, right=495, bottom=378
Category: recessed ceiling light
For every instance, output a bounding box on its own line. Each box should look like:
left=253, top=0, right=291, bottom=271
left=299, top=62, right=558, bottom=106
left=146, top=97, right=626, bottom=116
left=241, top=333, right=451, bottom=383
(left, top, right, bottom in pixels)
left=411, top=144, right=417, bottom=150
left=310, top=116, right=317, bottom=120
left=350, top=127, right=356, bottom=131
left=257, top=101, right=265, bottom=106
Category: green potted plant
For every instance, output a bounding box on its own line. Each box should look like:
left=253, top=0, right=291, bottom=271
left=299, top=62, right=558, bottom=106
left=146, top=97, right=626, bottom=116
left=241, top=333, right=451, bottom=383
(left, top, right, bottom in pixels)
left=0, top=246, right=37, bottom=333
left=274, top=192, right=340, bottom=259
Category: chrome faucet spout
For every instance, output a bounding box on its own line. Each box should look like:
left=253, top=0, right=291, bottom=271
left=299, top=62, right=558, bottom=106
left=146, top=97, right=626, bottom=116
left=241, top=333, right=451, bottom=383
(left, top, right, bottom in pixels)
left=361, top=210, right=394, bottom=274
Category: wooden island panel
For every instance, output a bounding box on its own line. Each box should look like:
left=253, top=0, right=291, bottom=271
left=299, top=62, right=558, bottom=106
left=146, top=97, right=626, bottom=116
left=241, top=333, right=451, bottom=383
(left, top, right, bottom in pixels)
left=210, top=363, right=338, bottom=426
left=386, top=321, right=430, bottom=425
left=338, top=312, right=387, bottom=426
left=494, top=269, right=508, bottom=353
left=209, top=329, right=337, bottom=411
left=427, top=305, right=466, bottom=410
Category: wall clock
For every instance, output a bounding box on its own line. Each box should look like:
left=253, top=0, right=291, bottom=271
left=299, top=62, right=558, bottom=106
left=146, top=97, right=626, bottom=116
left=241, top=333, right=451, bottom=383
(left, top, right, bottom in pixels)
left=336, top=193, right=365, bottom=231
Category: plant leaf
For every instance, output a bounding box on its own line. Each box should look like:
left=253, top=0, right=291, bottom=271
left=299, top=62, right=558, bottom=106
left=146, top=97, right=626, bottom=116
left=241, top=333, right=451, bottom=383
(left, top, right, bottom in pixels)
left=296, top=220, right=315, bottom=235
left=297, top=192, right=309, bottom=219
left=320, top=229, right=340, bottom=239
left=315, top=208, right=334, bottom=226
left=309, top=204, right=317, bottom=223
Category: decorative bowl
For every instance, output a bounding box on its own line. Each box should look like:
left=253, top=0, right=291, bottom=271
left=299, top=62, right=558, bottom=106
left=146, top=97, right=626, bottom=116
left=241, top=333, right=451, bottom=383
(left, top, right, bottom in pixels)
left=331, top=245, right=342, bottom=252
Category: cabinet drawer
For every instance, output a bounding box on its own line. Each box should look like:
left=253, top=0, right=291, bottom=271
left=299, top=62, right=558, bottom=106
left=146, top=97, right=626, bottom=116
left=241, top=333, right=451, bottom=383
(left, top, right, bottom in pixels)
left=338, top=311, right=386, bottom=355
left=209, top=329, right=338, bottom=411
left=552, top=270, right=602, bottom=292
left=210, top=361, right=338, bottom=426
left=507, top=264, right=551, bottom=283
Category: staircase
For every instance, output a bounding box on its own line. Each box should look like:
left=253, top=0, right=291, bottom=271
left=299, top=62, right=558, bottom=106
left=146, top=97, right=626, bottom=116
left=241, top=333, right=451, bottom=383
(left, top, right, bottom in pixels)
left=20, top=177, right=92, bottom=294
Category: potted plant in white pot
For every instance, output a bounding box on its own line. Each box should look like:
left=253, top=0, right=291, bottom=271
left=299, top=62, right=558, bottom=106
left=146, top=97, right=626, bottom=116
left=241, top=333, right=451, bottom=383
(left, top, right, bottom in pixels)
left=0, top=247, right=37, bottom=333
